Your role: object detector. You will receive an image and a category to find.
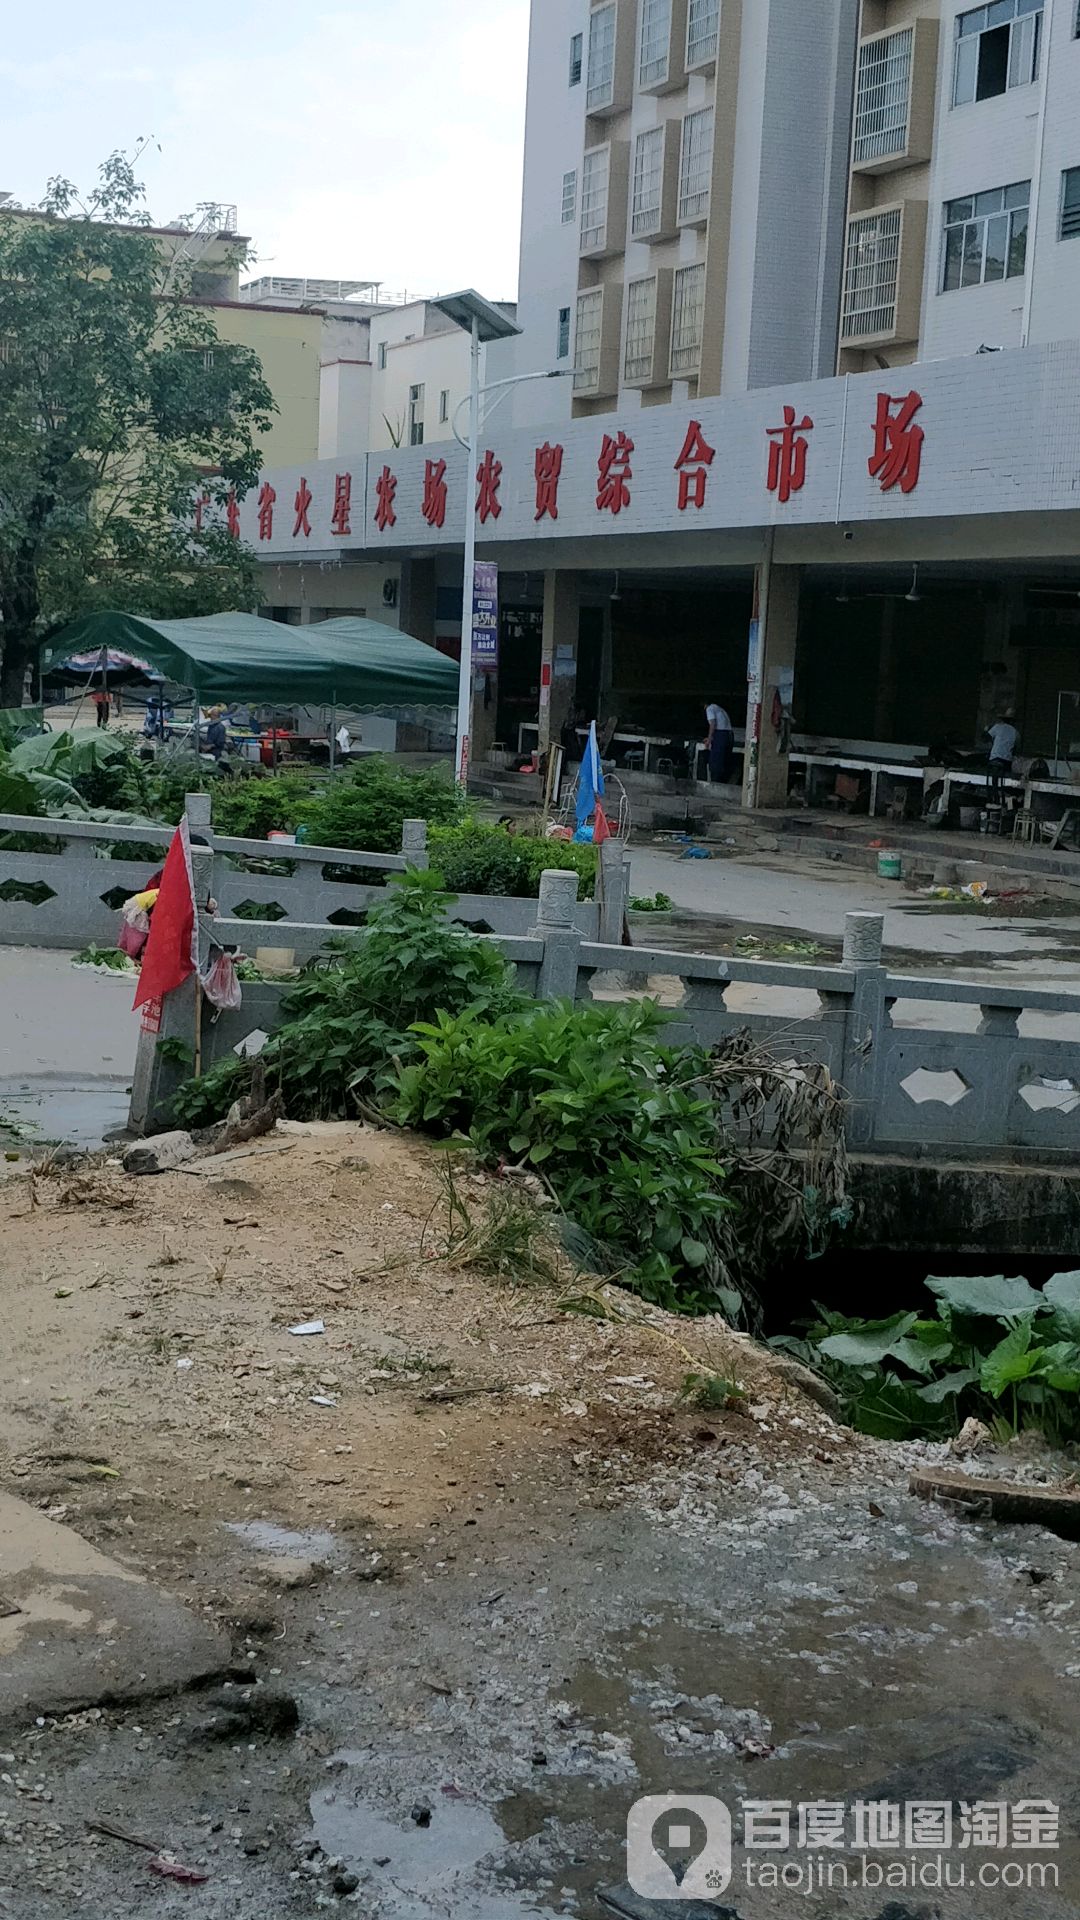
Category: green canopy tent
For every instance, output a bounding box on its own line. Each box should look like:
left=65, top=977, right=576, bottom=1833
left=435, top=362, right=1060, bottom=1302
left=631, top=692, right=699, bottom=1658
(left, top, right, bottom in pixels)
left=42, top=611, right=458, bottom=708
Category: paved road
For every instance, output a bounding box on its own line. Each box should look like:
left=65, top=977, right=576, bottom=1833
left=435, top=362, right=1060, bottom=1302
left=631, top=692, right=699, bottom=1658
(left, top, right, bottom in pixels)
left=628, top=845, right=1080, bottom=977
left=0, top=948, right=137, bottom=1151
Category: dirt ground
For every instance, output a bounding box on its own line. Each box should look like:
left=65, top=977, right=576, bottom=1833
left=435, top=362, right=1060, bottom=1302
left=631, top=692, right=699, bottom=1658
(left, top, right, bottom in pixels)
left=2, top=1128, right=1079, bottom=1920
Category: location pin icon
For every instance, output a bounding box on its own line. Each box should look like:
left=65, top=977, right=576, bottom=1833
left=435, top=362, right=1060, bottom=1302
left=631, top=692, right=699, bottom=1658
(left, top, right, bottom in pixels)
left=651, top=1805, right=709, bottom=1887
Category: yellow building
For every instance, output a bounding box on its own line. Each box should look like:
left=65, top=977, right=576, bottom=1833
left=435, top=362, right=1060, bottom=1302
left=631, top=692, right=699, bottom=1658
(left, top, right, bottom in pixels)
left=207, top=298, right=322, bottom=466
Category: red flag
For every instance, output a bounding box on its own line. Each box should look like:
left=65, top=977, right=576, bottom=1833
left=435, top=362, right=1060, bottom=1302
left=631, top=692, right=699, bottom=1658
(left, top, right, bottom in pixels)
left=133, top=820, right=199, bottom=1011
left=593, top=800, right=613, bottom=845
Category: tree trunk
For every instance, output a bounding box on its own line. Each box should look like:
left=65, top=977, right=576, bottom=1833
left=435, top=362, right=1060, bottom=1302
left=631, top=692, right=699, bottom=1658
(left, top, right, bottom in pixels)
left=0, top=637, right=35, bottom=711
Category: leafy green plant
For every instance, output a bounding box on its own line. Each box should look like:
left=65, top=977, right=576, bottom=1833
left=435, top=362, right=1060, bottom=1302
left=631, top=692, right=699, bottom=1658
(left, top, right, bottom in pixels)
left=778, top=1271, right=1080, bottom=1444
left=680, top=1371, right=747, bottom=1412
left=428, top=821, right=596, bottom=900
left=172, top=870, right=519, bottom=1130
left=629, top=891, right=673, bottom=913
left=301, top=759, right=464, bottom=855
left=156, top=1037, right=195, bottom=1067
left=210, top=773, right=314, bottom=841
left=73, top=944, right=134, bottom=972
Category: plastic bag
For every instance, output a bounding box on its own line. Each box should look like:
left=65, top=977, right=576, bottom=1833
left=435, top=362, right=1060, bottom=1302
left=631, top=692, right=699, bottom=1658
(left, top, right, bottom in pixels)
left=117, top=899, right=151, bottom=959
left=201, top=950, right=242, bottom=1012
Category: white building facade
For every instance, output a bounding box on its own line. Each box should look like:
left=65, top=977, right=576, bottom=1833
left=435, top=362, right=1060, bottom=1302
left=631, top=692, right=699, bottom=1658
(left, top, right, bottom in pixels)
left=230, top=0, right=1080, bottom=809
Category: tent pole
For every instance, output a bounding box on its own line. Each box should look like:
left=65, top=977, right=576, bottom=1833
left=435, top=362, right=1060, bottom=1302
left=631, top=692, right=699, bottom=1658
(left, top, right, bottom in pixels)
left=329, top=697, right=337, bottom=781
left=193, top=685, right=201, bottom=757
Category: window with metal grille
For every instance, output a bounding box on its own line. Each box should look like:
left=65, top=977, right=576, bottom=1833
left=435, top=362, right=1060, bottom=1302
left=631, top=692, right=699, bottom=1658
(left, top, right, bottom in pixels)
left=686, top=0, right=720, bottom=66
left=562, top=169, right=578, bottom=224
left=941, top=180, right=1029, bottom=289
left=631, top=128, right=665, bottom=238
left=587, top=4, right=617, bottom=111
left=569, top=31, right=583, bottom=85
left=854, top=28, right=914, bottom=164
left=670, top=262, right=705, bottom=374
left=639, top=0, right=672, bottom=86
left=557, top=306, right=571, bottom=360
left=439, top=389, right=450, bottom=423
left=952, top=0, right=1042, bottom=107
left=841, top=207, right=901, bottom=338
left=1060, top=168, right=1080, bottom=240
left=624, top=277, right=658, bottom=381
left=574, top=288, right=604, bottom=391
left=580, top=146, right=611, bottom=251
left=678, top=108, right=714, bottom=223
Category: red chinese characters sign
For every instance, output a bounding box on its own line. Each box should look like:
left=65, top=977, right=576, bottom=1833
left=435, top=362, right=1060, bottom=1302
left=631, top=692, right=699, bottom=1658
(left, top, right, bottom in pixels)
left=257, top=482, right=276, bottom=541
left=476, top=450, right=502, bottom=524
left=597, top=431, right=634, bottom=515
left=766, top=406, right=813, bottom=504
left=869, top=391, right=924, bottom=494
left=422, top=458, right=448, bottom=529
left=535, top=442, right=564, bottom=522
left=330, top=473, right=352, bottom=536
left=374, top=465, right=397, bottom=533
left=293, top=477, right=313, bottom=538
left=674, top=421, right=716, bottom=511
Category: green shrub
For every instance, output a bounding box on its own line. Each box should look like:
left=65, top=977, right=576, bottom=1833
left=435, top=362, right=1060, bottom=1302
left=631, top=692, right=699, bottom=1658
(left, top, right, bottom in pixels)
left=428, top=821, right=597, bottom=900
left=300, top=758, right=463, bottom=854
left=391, top=998, right=730, bottom=1311
left=172, top=869, right=519, bottom=1130
left=211, top=773, right=314, bottom=841
left=776, top=1270, right=1080, bottom=1444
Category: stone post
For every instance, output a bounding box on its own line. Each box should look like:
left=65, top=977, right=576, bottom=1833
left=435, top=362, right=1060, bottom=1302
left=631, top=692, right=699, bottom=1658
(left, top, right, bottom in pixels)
left=538, top=571, right=580, bottom=759
left=840, top=911, right=887, bottom=1150
left=401, top=818, right=429, bottom=869
left=532, top=868, right=584, bottom=1001
left=597, top=838, right=630, bottom=946
left=742, top=550, right=801, bottom=811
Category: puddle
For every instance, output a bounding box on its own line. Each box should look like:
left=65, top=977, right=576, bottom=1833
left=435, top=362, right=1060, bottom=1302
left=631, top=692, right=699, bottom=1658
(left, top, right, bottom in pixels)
left=310, top=1758, right=561, bottom=1918
left=0, top=1076, right=130, bottom=1156
left=225, top=1519, right=346, bottom=1563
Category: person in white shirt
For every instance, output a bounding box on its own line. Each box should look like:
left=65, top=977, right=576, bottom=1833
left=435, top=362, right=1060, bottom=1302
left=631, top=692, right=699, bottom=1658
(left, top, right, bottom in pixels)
left=704, top=701, right=734, bottom=783
left=986, top=710, right=1019, bottom=798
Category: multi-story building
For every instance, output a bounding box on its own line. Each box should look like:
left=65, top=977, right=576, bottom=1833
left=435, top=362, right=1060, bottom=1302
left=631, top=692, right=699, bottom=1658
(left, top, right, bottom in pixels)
left=500, top=0, right=860, bottom=421
left=840, top=0, right=1080, bottom=369
left=234, top=0, right=1080, bottom=811
left=240, top=278, right=515, bottom=459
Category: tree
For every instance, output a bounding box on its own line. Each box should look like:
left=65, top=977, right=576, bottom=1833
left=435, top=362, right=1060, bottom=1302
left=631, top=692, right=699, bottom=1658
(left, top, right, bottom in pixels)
left=0, top=151, right=275, bottom=707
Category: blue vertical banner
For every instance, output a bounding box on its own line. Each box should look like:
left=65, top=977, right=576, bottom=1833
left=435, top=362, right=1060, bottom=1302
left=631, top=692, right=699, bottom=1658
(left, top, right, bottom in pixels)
left=472, top=561, right=499, bottom=673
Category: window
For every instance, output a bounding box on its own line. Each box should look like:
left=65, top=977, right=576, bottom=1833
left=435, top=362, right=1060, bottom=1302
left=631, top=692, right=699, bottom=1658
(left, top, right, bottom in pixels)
left=678, top=107, right=714, bottom=223
left=842, top=207, right=901, bottom=336
left=941, top=180, right=1030, bottom=289
left=561, top=169, right=578, bottom=224
left=686, top=0, right=719, bottom=66
left=569, top=31, right=583, bottom=85
left=631, top=127, right=665, bottom=237
left=952, top=0, right=1042, bottom=106
left=557, top=305, right=571, bottom=360
left=853, top=28, right=914, bottom=164
left=408, top=382, right=425, bottom=446
left=376, top=340, right=387, bottom=371
left=624, top=277, right=658, bottom=381
left=439, top=388, right=450, bottom=423
left=1060, top=168, right=1080, bottom=239
left=670, top=262, right=705, bottom=374
left=639, top=0, right=672, bottom=86
left=574, top=287, right=604, bottom=392
left=581, top=145, right=611, bottom=251
left=587, top=4, right=616, bottom=111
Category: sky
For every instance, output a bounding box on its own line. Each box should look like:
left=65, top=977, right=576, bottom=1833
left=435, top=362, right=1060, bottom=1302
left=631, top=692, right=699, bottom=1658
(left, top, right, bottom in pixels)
left=0, top=0, right=531, bottom=301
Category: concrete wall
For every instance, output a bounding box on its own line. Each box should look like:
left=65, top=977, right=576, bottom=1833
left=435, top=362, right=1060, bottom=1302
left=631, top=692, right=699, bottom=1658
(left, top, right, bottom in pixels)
left=258, top=560, right=401, bottom=626
left=209, top=304, right=323, bottom=466
left=493, top=0, right=585, bottom=431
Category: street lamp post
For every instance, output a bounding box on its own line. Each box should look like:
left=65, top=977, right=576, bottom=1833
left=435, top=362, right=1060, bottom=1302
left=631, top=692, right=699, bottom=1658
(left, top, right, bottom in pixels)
left=432, top=293, right=577, bottom=787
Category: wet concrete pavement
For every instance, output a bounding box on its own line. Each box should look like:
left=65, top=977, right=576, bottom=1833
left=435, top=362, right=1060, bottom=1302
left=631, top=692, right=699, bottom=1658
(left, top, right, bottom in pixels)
left=0, top=949, right=136, bottom=1155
